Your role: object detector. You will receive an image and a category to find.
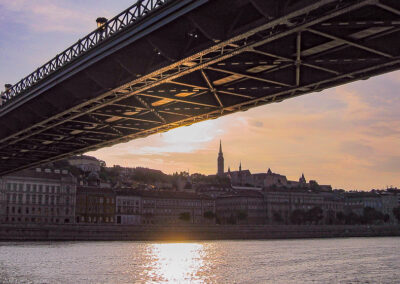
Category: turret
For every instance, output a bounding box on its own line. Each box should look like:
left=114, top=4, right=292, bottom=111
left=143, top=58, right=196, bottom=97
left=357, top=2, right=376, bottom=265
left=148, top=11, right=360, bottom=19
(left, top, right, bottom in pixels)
left=299, top=173, right=306, bottom=184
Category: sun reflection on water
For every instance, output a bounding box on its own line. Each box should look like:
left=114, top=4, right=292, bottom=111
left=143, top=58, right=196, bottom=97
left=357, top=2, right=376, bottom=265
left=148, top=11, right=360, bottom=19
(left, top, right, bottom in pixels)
left=145, top=243, right=205, bottom=283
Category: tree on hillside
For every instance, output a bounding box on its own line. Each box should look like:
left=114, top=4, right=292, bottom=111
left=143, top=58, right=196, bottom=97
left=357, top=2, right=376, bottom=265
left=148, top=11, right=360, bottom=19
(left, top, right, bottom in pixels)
left=361, top=207, right=384, bottom=224
left=179, top=212, right=191, bottom=222
left=203, top=211, right=215, bottom=220
left=290, top=209, right=306, bottom=225
left=336, top=211, right=345, bottom=225
left=345, top=212, right=360, bottom=225
left=237, top=211, right=248, bottom=221
left=227, top=214, right=236, bottom=225
left=306, top=206, right=324, bottom=224
left=383, top=214, right=390, bottom=223
left=326, top=210, right=336, bottom=225
left=273, top=211, right=283, bottom=224
left=393, top=206, right=400, bottom=223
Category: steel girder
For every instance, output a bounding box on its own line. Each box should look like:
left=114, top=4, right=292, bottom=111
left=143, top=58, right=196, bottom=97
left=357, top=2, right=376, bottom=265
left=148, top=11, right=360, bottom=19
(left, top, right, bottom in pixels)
left=0, top=0, right=399, bottom=175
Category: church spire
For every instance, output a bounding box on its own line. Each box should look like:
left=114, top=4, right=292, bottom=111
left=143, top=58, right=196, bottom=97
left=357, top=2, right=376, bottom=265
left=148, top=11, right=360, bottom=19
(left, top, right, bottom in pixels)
left=217, top=140, right=224, bottom=177
left=239, top=161, right=242, bottom=172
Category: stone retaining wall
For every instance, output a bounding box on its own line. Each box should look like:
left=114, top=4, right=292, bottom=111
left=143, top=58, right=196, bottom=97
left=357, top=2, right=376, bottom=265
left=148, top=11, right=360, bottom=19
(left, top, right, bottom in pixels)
left=0, top=224, right=399, bottom=241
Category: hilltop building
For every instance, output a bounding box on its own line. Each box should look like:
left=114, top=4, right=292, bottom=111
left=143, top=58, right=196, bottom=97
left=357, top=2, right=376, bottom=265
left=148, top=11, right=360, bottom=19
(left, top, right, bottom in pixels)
left=67, top=155, right=103, bottom=173
left=214, top=142, right=331, bottom=190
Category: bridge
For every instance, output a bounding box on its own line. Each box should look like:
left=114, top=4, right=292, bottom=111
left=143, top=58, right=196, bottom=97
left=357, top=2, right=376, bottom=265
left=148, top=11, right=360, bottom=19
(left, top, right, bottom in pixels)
left=0, top=0, right=399, bottom=175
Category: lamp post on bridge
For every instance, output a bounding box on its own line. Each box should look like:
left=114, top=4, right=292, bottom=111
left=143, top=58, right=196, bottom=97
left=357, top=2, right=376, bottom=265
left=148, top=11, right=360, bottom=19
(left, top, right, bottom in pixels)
left=96, top=17, right=108, bottom=40
left=0, top=84, right=12, bottom=106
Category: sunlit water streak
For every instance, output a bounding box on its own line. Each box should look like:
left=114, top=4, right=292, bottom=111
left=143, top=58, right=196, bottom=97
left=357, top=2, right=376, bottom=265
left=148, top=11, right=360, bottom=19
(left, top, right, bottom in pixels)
left=0, top=237, right=399, bottom=283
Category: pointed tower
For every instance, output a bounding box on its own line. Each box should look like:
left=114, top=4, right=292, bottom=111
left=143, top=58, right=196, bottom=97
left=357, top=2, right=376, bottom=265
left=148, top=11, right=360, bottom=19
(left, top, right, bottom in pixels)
left=238, top=161, right=243, bottom=185
left=299, top=173, right=306, bottom=184
left=217, top=140, right=224, bottom=177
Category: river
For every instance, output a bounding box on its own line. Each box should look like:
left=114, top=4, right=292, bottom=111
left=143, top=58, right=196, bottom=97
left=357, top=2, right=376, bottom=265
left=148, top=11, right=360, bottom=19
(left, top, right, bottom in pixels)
left=0, top=237, right=399, bottom=283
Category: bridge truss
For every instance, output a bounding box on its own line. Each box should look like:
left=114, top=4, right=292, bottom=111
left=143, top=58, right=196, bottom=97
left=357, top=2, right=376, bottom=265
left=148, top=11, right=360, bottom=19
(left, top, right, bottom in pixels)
left=0, top=0, right=399, bottom=175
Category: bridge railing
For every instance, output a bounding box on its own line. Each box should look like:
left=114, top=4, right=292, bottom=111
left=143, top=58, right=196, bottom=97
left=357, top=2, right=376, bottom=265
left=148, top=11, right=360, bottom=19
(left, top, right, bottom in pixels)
left=0, top=0, right=171, bottom=108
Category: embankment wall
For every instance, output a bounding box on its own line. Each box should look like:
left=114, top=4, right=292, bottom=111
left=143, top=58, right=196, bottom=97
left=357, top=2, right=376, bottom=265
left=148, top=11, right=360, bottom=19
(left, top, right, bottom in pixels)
left=0, top=224, right=399, bottom=241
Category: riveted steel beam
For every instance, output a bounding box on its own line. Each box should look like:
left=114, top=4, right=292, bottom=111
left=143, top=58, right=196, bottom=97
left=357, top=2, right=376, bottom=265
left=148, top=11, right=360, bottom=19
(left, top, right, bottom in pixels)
left=1, top=0, right=399, bottom=175
left=307, top=28, right=393, bottom=58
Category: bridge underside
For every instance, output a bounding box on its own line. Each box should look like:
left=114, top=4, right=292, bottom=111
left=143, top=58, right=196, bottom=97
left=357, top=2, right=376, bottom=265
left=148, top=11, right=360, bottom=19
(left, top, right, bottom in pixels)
left=0, top=0, right=399, bottom=175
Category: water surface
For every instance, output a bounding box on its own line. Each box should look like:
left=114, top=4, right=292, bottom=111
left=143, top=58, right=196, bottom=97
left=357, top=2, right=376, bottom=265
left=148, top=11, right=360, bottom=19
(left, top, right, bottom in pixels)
left=0, top=237, right=399, bottom=283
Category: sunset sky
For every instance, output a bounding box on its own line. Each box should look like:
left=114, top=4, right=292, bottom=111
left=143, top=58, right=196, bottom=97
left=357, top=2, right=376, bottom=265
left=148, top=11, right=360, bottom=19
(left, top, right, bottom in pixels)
left=1, top=0, right=399, bottom=190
